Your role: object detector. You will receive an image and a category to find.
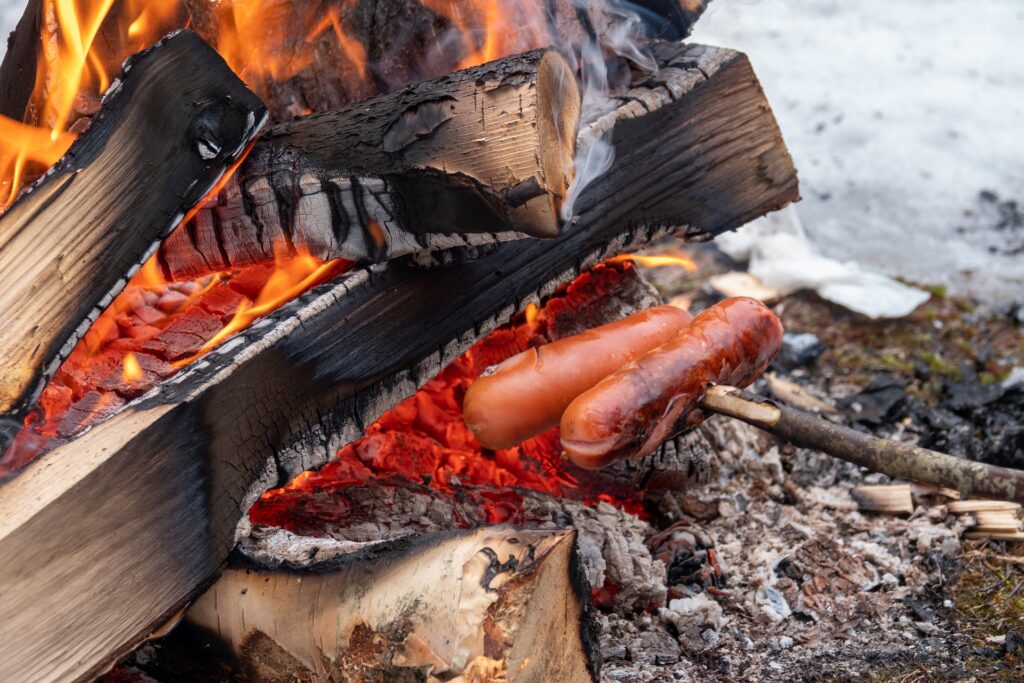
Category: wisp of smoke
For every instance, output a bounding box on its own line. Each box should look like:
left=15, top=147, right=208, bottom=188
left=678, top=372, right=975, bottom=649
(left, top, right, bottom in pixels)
left=560, top=1, right=658, bottom=222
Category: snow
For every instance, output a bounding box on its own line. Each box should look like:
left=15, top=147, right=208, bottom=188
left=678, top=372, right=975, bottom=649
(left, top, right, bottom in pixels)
left=2, top=0, right=1021, bottom=306
left=693, top=0, right=1024, bottom=306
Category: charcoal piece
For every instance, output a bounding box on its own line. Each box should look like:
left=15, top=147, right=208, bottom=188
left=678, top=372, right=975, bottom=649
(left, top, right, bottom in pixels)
left=838, top=374, right=908, bottom=425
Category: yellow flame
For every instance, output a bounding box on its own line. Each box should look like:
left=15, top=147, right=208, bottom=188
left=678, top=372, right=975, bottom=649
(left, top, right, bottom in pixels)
left=608, top=253, right=698, bottom=272
left=122, top=352, right=142, bottom=382
left=175, top=244, right=346, bottom=365
left=1, top=0, right=182, bottom=211
left=524, top=302, right=540, bottom=325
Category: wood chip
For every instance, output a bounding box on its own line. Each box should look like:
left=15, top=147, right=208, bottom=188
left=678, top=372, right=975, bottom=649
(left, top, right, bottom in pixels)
left=964, top=531, right=1024, bottom=542
left=851, top=484, right=914, bottom=515
left=948, top=500, right=1022, bottom=514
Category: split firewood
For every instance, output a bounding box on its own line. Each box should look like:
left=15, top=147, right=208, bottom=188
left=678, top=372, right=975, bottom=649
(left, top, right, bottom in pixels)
left=0, top=0, right=40, bottom=119
left=175, top=527, right=598, bottom=681
left=157, top=48, right=581, bottom=280
left=0, top=30, right=266, bottom=441
left=0, top=43, right=797, bottom=683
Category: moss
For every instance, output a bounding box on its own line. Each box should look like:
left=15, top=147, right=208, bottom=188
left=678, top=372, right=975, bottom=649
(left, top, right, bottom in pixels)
left=921, top=351, right=959, bottom=379
left=945, top=553, right=1024, bottom=681
left=926, top=284, right=949, bottom=300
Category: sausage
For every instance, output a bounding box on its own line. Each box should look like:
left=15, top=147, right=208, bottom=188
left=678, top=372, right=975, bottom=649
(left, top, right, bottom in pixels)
left=560, top=297, right=783, bottom=469
left=463, top=305, right=693, bottom=449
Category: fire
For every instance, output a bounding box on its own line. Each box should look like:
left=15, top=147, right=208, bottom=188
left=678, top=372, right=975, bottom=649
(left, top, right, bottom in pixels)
left=608, top=252, right=698, bottom=272
left=420, top=0, right=548, bottom=70
left=185, top=245, right=347, bottom=362
left=250, top=264, right=649, bottom=533
left=122, top=353, right=142, bottom=382
left=0, top=0, right=182, bottom=210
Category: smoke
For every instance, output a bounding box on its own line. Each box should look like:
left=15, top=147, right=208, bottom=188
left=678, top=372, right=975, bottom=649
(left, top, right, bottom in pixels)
left=560, top=1, right=658, bottom=222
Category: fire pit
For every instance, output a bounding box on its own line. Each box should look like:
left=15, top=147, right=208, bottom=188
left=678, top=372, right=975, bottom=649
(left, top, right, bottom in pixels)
left=18, top=0, right=1020, bottom=681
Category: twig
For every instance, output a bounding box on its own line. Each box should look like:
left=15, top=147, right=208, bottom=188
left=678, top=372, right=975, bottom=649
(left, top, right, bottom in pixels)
left=701, top=385, right=1024, bottom=506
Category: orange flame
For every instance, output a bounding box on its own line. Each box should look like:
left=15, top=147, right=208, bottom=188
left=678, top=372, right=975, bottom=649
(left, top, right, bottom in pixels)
left=180, top=244, right=347, bottom=364
left=308, top=5, right=368, bottom=84
left=608, top=252, right=698, bottom=272
left=122, top=352, right=142, bottom=382
left=0, top=0, right=181, bottom=211
left=420, top=0, right=548, bottom=69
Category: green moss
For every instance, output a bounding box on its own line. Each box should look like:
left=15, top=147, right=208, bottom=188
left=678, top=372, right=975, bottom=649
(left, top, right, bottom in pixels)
left=926, top=284, right=949, bottom=300
left=946, top=557, right=1024, bottom=681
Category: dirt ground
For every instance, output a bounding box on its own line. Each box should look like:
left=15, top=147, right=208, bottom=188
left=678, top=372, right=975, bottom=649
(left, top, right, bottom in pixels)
left=608, top=244, right=1024, bottom=682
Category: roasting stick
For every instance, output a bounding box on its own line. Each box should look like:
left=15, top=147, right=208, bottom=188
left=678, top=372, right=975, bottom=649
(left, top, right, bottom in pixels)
left=702, top=385, right=1024, bottom=505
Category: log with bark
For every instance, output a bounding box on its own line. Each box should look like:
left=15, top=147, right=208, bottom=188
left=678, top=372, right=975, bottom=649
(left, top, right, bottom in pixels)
left=157, top=47, right=581, bottom=280
left=0, top=30, right=266, bottom=443
left=159, top=527, right=599, bottom=682
left=0, top=43, right=796, bottom=683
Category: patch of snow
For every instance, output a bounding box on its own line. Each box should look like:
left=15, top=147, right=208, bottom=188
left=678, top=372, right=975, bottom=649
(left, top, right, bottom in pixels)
left=694, top=0, right=1024, bottom=306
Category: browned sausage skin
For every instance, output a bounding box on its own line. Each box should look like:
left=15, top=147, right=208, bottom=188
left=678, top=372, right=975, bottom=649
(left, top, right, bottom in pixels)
left=560, top=297, right=784, bottom=469
left=463, top=305, right=693, bottom=450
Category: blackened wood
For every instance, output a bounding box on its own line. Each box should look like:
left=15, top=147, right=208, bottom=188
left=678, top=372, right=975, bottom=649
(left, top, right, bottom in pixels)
left=0, top=44, right=796, bottom=683
left=0, top=0, right=41, bottom=120
left=0, top=30, right=266, bottom=437
left=0, top=0, right=709, bottom=127
left=158, top=48, right=580, bottom=280
left=180, top=0, right=709, bottom=121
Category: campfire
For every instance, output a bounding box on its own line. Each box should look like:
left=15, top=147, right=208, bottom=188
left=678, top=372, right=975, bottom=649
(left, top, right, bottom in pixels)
left=27, top=0, right=1024, bottom=681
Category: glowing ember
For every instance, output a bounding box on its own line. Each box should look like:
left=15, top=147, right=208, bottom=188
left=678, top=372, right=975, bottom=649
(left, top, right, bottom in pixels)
left=249, top=263, right=650, bottom=532
left=608, top=252, right=698, bottom=272
left=182, top=244, right=348, bottom=363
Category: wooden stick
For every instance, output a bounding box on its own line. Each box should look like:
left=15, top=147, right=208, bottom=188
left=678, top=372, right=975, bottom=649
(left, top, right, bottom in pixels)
left=0, top=30, right=266, bottom=441
left=702, top=385, right=1024, bottom=505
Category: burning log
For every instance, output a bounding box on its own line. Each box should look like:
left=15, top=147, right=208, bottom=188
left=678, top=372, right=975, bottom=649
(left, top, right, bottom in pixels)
left=169, top=527, right=599, bottom=681
left=158, top=47, right=581, bottom=280
left=0, top=0, right=40, bottom=119
left=0, top=31, right=266, bottom=440
left=0, top=42, right=796, bottom=683
left=0, top=0, right=707, bottom=126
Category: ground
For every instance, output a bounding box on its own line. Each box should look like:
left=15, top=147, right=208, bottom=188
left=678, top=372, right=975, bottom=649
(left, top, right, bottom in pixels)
left=602, top=246, right=1024, bottom=682
left=694, top=0, right=1024, bottom=306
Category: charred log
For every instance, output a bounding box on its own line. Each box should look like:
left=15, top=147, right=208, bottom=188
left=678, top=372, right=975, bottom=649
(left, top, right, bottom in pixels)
left=0, top=30, right=265, bottom=438
left=0, top=0, right=40, bottom=120
left=0, top=43, right=796, bottom=683
left=158, top=48, right=580, bottom=280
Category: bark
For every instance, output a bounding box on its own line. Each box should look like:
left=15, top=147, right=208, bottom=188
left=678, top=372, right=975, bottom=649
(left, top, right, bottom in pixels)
left=158, top=48, right=580, bottom=280
left=165, top=527, right=599, bottom=682
left=0, top=43, right=797, bottom=683
left=0, top=31, right=265, bottom=434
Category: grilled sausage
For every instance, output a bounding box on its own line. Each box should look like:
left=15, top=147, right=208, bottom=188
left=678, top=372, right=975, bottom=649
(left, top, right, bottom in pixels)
left=463, top=305, right=693, bottom=449
left=560, top=297, right=783, bottom=469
